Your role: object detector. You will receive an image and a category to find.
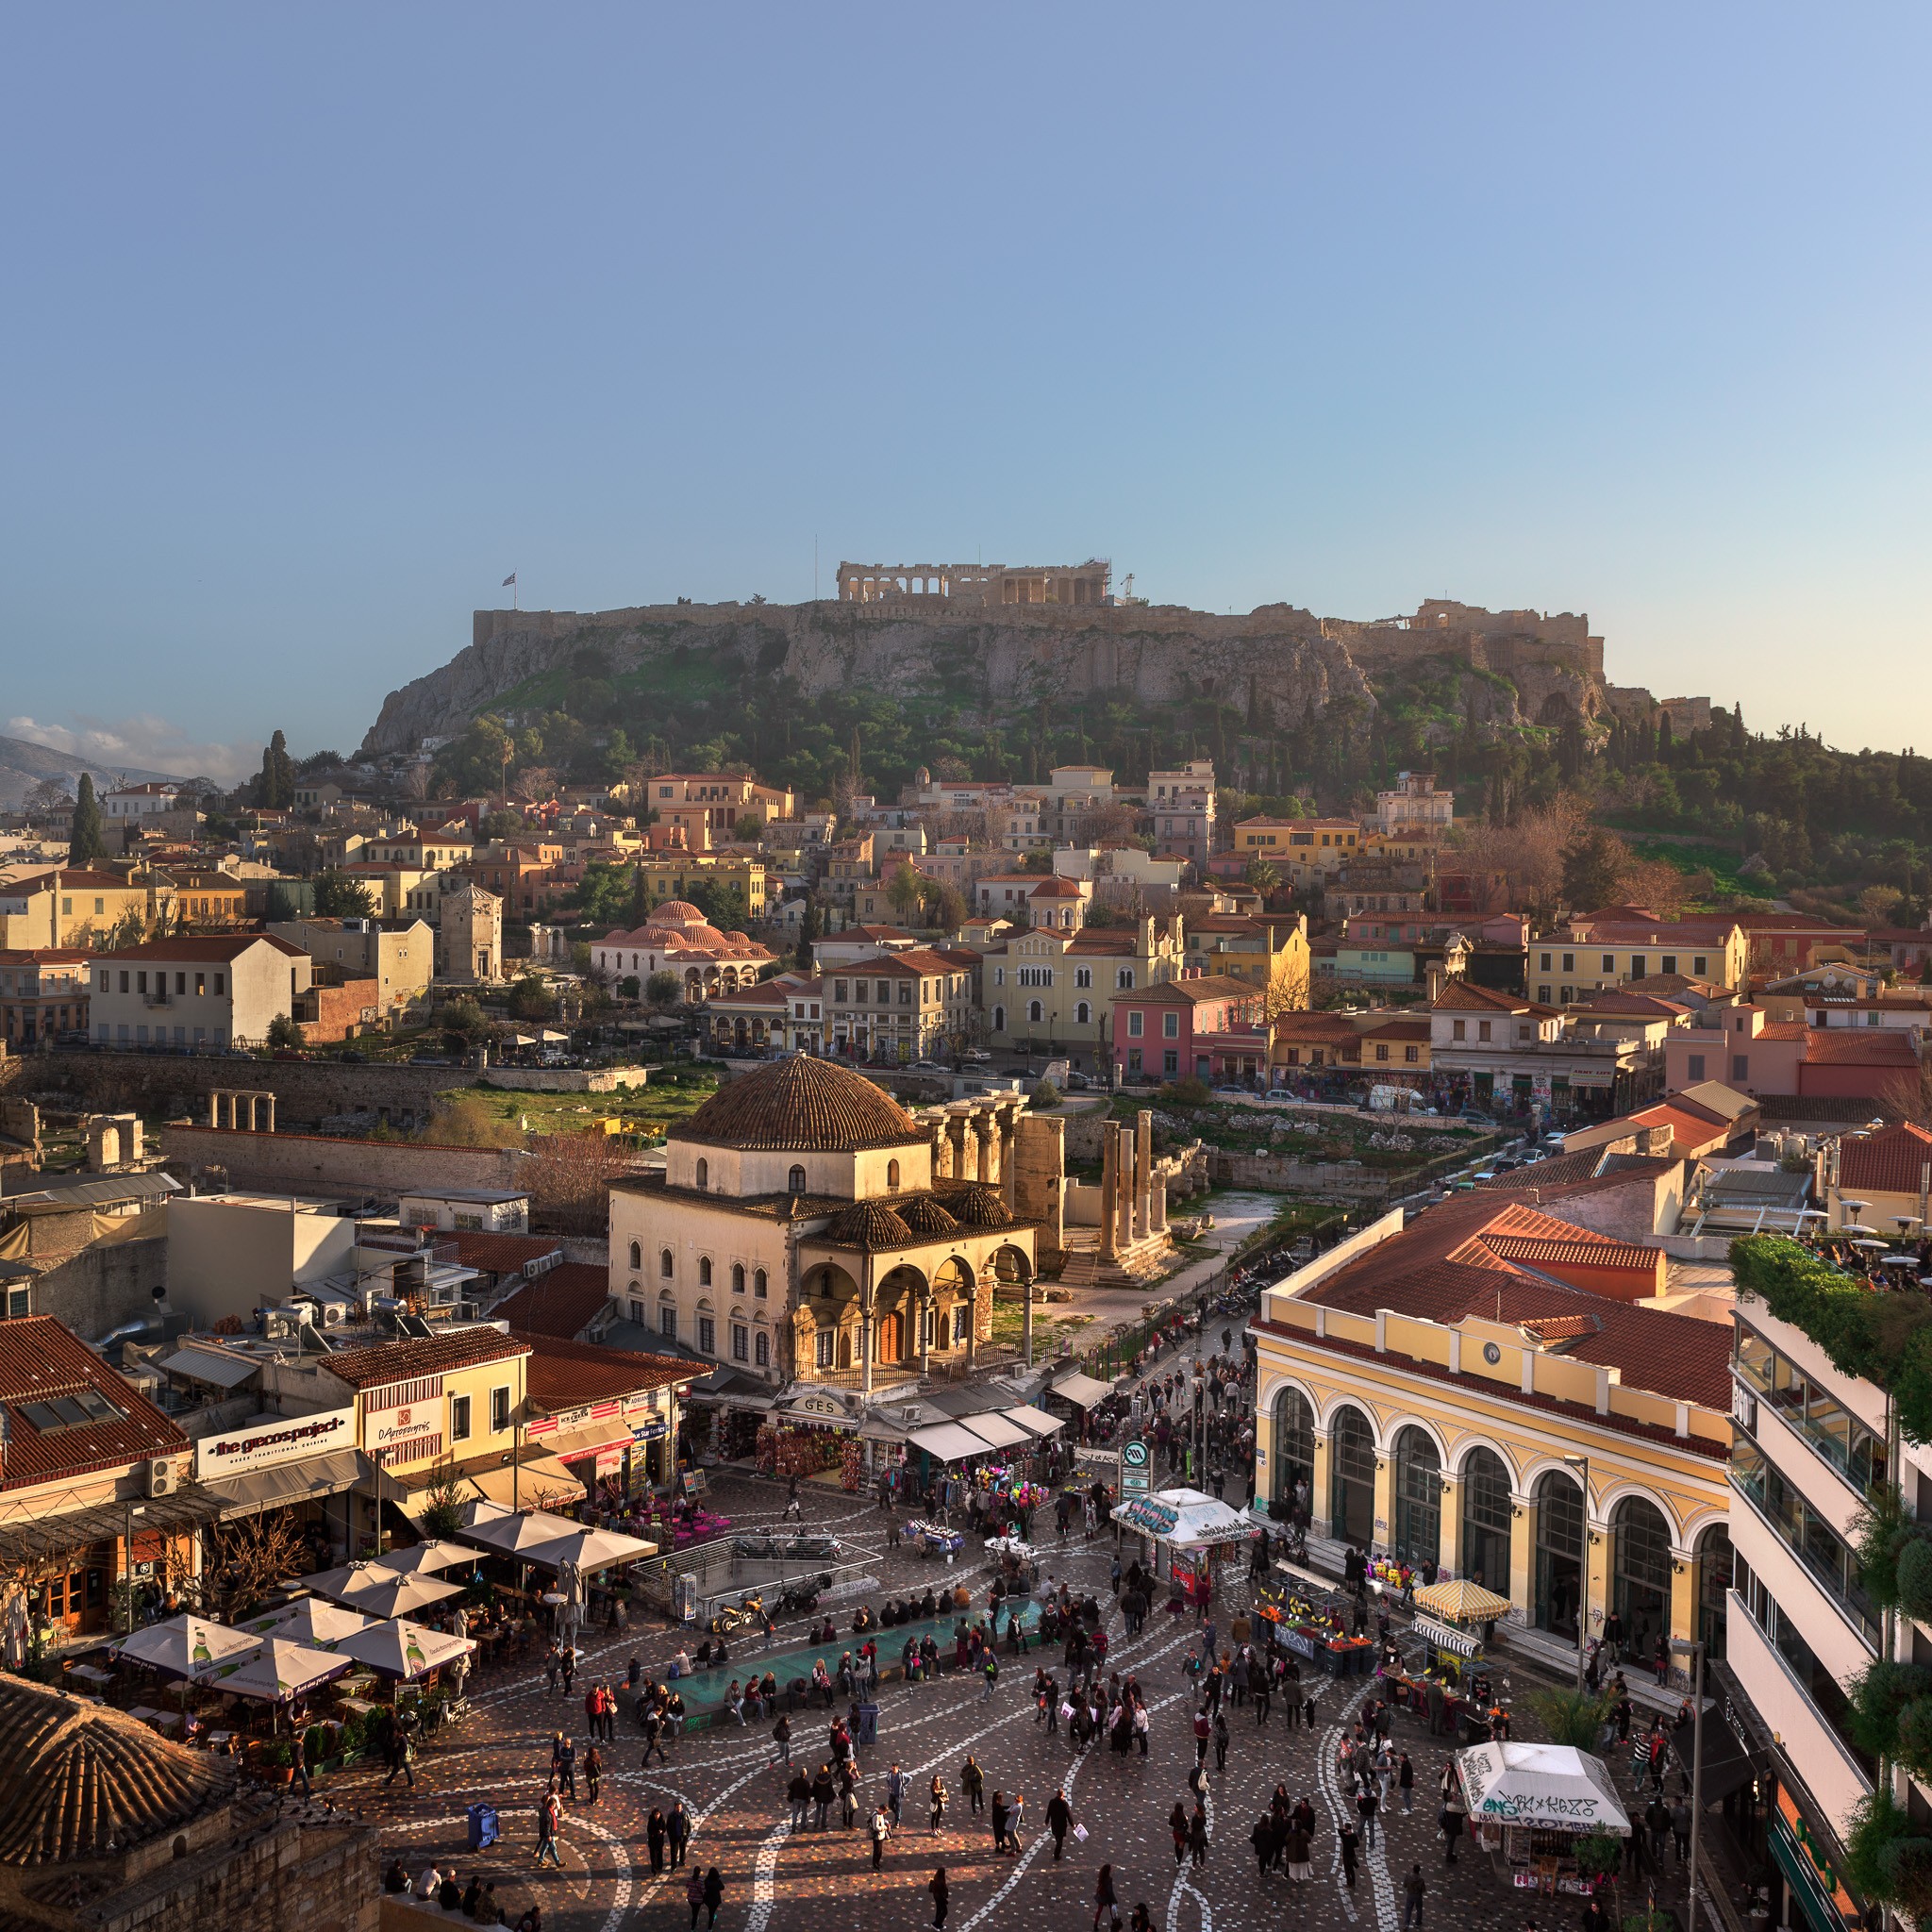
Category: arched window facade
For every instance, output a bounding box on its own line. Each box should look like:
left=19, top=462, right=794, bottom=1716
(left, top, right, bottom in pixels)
left=627, top=1240, right=641, bottom=1271
left=1328, top=1405, right=1376, bottom=1546
left=731, top=1263, right=745, bottom=1294
left=1270, top=1385, right=1315, bottom=1510
left=755, top=1330, right=770, bottom=1366
left=789, top=1165, right=807, bottom=1194
left=1460, top=1448, right=1514, bottom=1595
left=1695, top=1520, right=1732, bottom=1660
left=887, top=1159, right=900, bottom=1191
left=698, top=1257, right=713, bottom=1287
left=1612, top=1495, right=1674, bottom=1661
left=1391, top=1426, right=1441, bottom=1566
left=659, top=1247, right=674, bottom=1278
left=1534, top=1470, right=1585, bottom=1639
left=694, top=1158, right=708, bottom=1191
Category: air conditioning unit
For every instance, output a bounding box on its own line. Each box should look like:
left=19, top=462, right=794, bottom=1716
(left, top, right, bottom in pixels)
left=145, top=1457, right=175, bottom=1499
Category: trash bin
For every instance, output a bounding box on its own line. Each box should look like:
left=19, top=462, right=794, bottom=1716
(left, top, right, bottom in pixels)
left=467, top=1803, right=499, bottom=1851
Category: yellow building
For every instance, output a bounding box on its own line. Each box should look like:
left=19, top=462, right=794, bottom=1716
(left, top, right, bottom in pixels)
left=0, top=868, right=155, bottom=948
left=1254, top=1186, right=1732, bottom=1661
left=636, top=853, right=768, bottom=921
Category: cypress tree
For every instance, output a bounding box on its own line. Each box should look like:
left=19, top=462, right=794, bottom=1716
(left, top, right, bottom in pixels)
left=68, top=773, right=106, bottom=867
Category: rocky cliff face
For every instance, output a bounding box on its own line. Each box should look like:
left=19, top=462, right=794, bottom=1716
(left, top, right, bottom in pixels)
left=359, top=596, right=1607, bottom=754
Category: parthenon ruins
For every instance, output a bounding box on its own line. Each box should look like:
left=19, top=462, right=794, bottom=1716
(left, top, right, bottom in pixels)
left=837, top=558, right=1111, bottom=608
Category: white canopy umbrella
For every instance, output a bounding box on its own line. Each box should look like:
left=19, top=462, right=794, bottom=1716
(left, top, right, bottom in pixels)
left=336, top=1569, right=463, bottom=1620
left=1454, top=1740, right=1631, bottom=1835
left=457, top=1501, right=585, bottom=1555
left=519, top=1525, right=657, bottom=1574
left=241, top=1600, right=376, bottom=1645
left=206, top=1637, right=352, bottom=1705
left=327, top=1617, right=475, bottom=1681
left=296, top=1559, right=400, bottom=1604
left=372, top=1540, right=478, bottom=1576
left=109, top=1614, right=256, bottom=1680
left=1110, top=1487, right=1257, bottom=1550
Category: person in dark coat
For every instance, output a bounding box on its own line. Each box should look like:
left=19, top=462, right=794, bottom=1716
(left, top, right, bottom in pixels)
left=699, top=1869, right=723, bottom=1929
left=1169, top=1802, right=1189, bottom=1867
left=930, top=1867, right=949, bottom=1931
left=1188, top=1802, right=1209, bottom=1868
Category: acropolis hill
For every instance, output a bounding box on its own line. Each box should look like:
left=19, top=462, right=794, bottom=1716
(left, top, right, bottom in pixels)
left=358, top=563, right=1618, bottom=755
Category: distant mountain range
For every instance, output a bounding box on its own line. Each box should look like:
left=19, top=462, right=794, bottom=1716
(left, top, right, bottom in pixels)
left=0, top=733, right=181, bottom=808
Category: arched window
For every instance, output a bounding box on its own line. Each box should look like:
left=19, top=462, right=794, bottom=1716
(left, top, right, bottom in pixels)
left=694, top=1158, right=708, bottom=1191
left=1460, top=1448, right=1514, bottom=1594
left=754, top=1268, right=768, bottom=1298
left=1074, top=1001, right=1091, bottom=1024
left=1534, top=1469, right=1585, bottom=1639
left=1611, top=1495, right=1674, bottom=1661
left=755, top=1330, right=770, bottom=1367
left=789, top=1165, right=807, bottom=1194
left=1116, top=968, right=1134, bottom=990
left=1329, top=1405, right=1376, bottom=1546
left=731, top=1263, right=745, bottom=1294
left=991, top=1005, right=1006, bottom=1033
left=1270, top=1385, right=1314, bottom=1508
left=628, top=1240, right=641, bottom=1270
left=698, top=1257, right=713, bottom=1287
left=659, top=1247, right=674, bottom=1278
left=1027, top=999, right=1043, bottom=1024
left=1391, top=1426, right=1441, bottom=1566
left=887, top=1159, right=901, bottom=1191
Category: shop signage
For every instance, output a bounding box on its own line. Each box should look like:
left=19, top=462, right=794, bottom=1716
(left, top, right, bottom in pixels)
left=786, top=1395, right=847, bottom=1420
left=1120, top=1438, right=1152, bottom=1497
left=195, top=1406, right=355, bottom=1481
left=1771, top=1788, right=1860, bottom=1932
left=630, top=1417, right=669, bottom=1442
left=369, top=1403, right=442, bottom=1454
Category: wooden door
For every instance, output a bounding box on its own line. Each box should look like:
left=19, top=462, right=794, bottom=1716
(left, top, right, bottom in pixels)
left=877, top=1311, right=904, bottom=1363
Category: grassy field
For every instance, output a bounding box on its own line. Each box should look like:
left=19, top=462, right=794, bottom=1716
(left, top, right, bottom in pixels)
left=426, top=1069, right=721, bottom=1144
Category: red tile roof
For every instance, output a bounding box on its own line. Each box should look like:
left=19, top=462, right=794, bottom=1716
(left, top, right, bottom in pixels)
left=317, top=1329, right=530, bottom=1391
left=523, top=1335, right=699, bottom=1410
left=1798, top=1028, right=1919, bottom=1063
left=444, top=1230, right=566, bottom=1277
left=0, top=1317, right=189, bottom=1493
left=90, top=934, right=306, bottom=961
left=1839, top=1123, right=1932, bottom=1195
left=495, top=1263, right=613, bottom=1341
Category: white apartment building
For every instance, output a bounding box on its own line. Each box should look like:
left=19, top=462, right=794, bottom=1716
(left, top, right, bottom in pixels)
left=1374, top=771, right=1454, bottom=836
left=89, top=933, right=310, bottom=1048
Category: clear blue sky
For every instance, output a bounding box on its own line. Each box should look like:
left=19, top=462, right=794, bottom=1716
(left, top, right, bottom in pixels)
left=3, top=4, right=1927, bottom=777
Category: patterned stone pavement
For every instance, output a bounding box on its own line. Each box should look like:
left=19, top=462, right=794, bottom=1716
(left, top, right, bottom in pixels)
left=310, top=1461, right=1688, bottom=1932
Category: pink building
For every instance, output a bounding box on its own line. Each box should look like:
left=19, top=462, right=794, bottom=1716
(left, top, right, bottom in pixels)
left=1664, top=1005, right=1921, bottom=1100
left=1111, top=973, right=1262, bottom=1083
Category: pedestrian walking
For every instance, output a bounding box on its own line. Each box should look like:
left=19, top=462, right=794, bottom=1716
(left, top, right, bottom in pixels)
left=667, top=1800, right=691, bottom=1871
left=647, top=1808, right=667, bottom=1875
left=536, top=1791, right=563, bottom=1870
left=887, top=1763, right=906, bottom=1832
left=1188, top=1802, right=1209, bottom=1869
left=930, top=1866, right=950, bottom=1930
left=1340, top=1818, right=1359, bottom=1888
left=1440, top=1799, right=1463, bottom=1864
left=961, top=1755, right=985, bottom=1814
left=871, top=1807, right=891, bottom=1872
left=1403, top=1864, right=1425, bottom=1930
left=684, top=1869, right=705, bottom=1930
left=1169, top=1803, right=1189, bottom=1867
left=1008, top=1790, right=1025, bottom=1852
left=786, top=1772, right=810, bottom=1831
left=1398, top=1752, right=1415, bottom=1813
left=1357, top=1779, right=1379, bottom=1848
left=700, top=1869, right=723, bottom=1929
left=811, top=1765, right=834, bottom=1831
left=991, top=1791, right=1009, bottom=1853
left=929, top=1775, right=948, bottom=1833
left=1093, top=1863, right=1117, bottom=1930
left=1047, top=1788, right=1073, bottom=1861
left=584, top=1744, right=602, bottom=1804
left=773, top=1713, right=791, bottom=1765
left=1212, top=1709, right=1229, bottom=1773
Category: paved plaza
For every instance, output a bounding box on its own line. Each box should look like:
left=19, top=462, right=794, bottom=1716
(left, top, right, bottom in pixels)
left=317, top=1458, right=1690, bottom=1932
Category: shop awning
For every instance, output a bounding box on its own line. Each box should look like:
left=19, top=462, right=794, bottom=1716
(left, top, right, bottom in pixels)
left=908, top=1422, right=996, bottom=1463
left=543, top=1417, right=635, bottom=1463
left=465, top=1454, right=583, bottom=1510
left=202, top=1448, right=361, bottom=1522
left=1002, top=1404, right=1064, bottom=1439
left=157, top=1346, right=261, bottom=1391
left=1414, top=1615, right=1482, bottom=1657
left=1453, top=1740, right=1630, bottom=1835
left=956, top=1412, right=1031, bottom=1451
left=1052, top=1371, right=1113, bottom=1408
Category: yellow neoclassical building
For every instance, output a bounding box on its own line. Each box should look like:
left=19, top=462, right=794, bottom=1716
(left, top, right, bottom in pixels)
left=1253, top=1183, right=1733, bottom=1664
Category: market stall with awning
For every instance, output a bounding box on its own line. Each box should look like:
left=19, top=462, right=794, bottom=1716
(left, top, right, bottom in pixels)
left=1050, top=1371, right=1114, bottom=1409
left=1455, top=1741, right=1630, bottom=1888
left=519, top=1524, right=657, bottom=1573
left=1109, top=1487, right=1257, bottom=1603
left=457, top=1500, right=584, bottom=1555
left=462, top=1452, right=583, bottom=1512
left=954, top=1410, right=1032, bottom=1452
left=907, top=1421, right=999, bottom=1464
left=1002, top=1404, right=1065, bottom=1439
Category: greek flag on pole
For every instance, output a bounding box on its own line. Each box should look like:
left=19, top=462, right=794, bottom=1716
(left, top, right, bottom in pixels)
left=502, top=573, right=517, bottom=588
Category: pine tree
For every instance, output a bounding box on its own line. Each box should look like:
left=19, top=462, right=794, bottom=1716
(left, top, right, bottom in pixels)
left=68, top=773, right=106, bottom=867
left=256, top=729, right=295, bottom=808
left=794, top=895, right=820, bottom=974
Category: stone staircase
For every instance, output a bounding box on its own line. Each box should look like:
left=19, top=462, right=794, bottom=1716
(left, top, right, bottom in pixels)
left=1056, top=1227, right=1177, bottom=1291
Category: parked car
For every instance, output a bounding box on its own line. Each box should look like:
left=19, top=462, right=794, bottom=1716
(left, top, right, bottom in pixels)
left=909, top=1058, right=949, bottom=1073
left=962, top=1048, right=991, bottom=1063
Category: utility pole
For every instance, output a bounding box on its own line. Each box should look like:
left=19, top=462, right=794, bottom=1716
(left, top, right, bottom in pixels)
left=1671, top=1636, right=1706, bottom=1932
left=1562, top=1452, right=1590, bottom=1690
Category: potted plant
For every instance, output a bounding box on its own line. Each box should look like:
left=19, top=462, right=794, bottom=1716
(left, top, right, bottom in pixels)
left=263, top=1739, right=294, bottom=1784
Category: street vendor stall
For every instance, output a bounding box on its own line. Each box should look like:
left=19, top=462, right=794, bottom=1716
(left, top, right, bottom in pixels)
left=1455, top=1740, right=1630, bottom=1897
left=1110, top=1487, right=1257, bottom=1612
left=1253, top=1577, right=1376, bottom=1675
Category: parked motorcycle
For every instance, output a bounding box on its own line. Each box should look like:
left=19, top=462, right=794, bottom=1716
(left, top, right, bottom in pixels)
left=708, top=1590, right=765, bottom=1635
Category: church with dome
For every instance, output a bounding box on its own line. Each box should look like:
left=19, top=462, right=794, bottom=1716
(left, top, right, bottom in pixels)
left=607, top=1057, right=1068, bottom=1401
left=590, top=900, right=774, bottom=1004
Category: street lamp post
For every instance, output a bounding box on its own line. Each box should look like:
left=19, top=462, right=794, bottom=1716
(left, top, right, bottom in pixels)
left=1562, top=1452, right=1591, bottom=1690
left=1671, top=1634, right=1707, bottom=1932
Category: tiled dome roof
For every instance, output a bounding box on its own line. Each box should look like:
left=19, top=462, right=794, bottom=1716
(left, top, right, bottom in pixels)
left=675, top=1057, right=924, bottom=1152
left=646, top=900, right=705, bottom=926
left=826, top=1200, right=914, bottom=1248
left=898, top=1193, right=959, bottom=1237
left=0, top=1675, right=235, bottom=1865
left=945, top=1183, right=1014, bottom=1229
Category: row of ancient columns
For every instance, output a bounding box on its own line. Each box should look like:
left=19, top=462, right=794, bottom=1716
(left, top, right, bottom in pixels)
left=1099, top=1109, right=1167, bottom=1260
left=209, top=1089, right=275, bottom=1131
left=918, top=1096, right=1019, bottom=1194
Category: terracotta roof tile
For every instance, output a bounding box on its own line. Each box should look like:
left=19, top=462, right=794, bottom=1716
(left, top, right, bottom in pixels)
left=317, top=1329, right=530, bottom=1391
left=0, top=1317, right=190, bottom=1493
left=496, top=1263, right=612, bottom=1340
left=444, top=1230, right=566, bottom=1276
left=522, top=1335, right=696, bottom=1411
left=674, top=1056, right=924, bottom=1152
left=1839, top=1123, right=1932, bottom=1195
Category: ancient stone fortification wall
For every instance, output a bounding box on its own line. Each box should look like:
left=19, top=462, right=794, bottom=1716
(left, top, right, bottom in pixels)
left=360, top=595, right=1609, bottom=754
left=162, top=1124, right=532, bottom=1196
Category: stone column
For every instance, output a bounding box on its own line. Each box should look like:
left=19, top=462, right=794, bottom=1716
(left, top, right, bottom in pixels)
left=1668, top=1546, right=1697, bottom=1647
left=945, top=1108, right=972, bottom=1181
left=999, top=1099, right=1018, bottom=1209
left=919, top=1289, right=932, bottom=1375
left=1372, top=1450, right=1395, bottom=1559
left=976, top=1108, right=999, bottom=1186
left=1584, top=1510, right=1609, bottom=1655
left=1099, top=1126, right=1121, bottom=1262
left=208, top=1092, right=221, bottom=1129
left=861, top=1257, right=875, bottom=1396
left=1133, top=1109, right=1153, bottom=1242
left=1508, top=1493, right=1538, bottom=1628
left=1012, top=1112, right=1065, bottom=1263
left=1152, top=1173, right=1169, bottom=1235
left=1309, top=1429, right=1333, bottom=1539
left=1437, top=1473, right=1462, bottom=1580
left=1116, top=1125, right=1134, bottom=1254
